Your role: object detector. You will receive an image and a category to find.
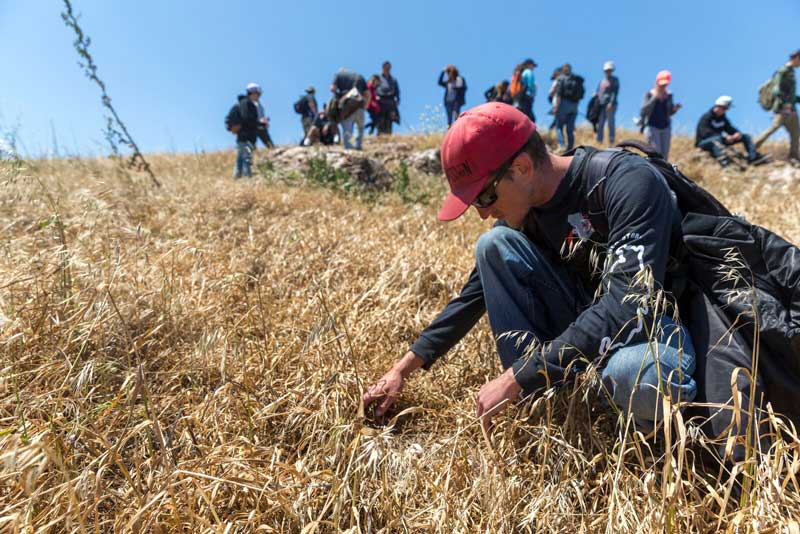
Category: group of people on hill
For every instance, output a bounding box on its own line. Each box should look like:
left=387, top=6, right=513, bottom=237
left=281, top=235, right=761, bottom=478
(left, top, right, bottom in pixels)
left=226, top=49, right=800, bottom=177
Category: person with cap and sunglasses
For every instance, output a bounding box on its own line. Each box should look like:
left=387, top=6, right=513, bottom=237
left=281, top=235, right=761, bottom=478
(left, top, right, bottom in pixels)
left=594, top=61, right=620, bottom=145
left=362, top=102, right=698, bottom=435
left=695, top=96, right=768, bottom=167
left=639, top=70, right=681, bottom=159
left=233, top=82, right=272, bottom=178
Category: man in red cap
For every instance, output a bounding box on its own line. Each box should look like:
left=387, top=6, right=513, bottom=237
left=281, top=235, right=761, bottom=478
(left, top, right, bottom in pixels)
left=363, top=102, right=697, bottom=434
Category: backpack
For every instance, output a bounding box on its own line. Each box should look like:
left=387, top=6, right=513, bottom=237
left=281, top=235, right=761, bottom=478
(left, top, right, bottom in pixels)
left=586, top=95, right=601, bottom=131
left=758, top=70, right=780, bottom=111
left=225, top=102, right=243, bottom=134
left=338, top=86, right=364, bottom=121
left=510, top=69, right=525, bottom=98
left=294, top=96, right=309, bottom=115
left=560, top=74, right=585, bottom=102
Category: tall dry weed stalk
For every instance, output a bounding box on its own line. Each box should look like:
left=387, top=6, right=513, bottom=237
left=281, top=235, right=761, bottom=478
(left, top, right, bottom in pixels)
left=60, top=0, right=160, bottom=187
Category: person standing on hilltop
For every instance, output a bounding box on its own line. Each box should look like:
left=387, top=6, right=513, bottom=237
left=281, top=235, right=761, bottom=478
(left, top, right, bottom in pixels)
left=510, top=59, right=538, bottom=122
left=594, top=61, right=619, bottom=145
left=331, top=68, right=370, bottom=150
left=695, top=95, right=768, bottom=167
left=639, top=70, right=681, bottom=159
left=231, top=83, right=271, bottom=178
left=438, top=65, right=467, bottom=127
left=294, top=86, right=318, bottom=140
left=376, top=61, right=401, bottom=135
left=485, top=80, right=513, bottom=104
left=552, top=63, right=585, bottom=151
left=755, top=50, right=800, bottom=163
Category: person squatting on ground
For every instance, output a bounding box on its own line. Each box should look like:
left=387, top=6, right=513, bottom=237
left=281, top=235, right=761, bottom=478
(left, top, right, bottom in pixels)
left=640, top=70, right=681, bottom=159
left=331, top=68, right=370, bottom=150
left=438, top=65, right=467, bottom=127
left=376, top=61, right=401, bottom=135
left=302, top=111, right=338, bottom=146
left=594, top=61, right=619, bottom=145
left=510, top=59, right=537, bottom=122
left=363, top=102, right=697, bottom=435
left=695, top=96, right=767, bottom=167
left=552, top=63, right=585, bottom=151
left=232, top=83, right=272, bottom=178
left=294, top=86, right=318, bottom=140
left=755, top=49, right=800, bottom=162
left=485, top=80, right=513, bottom=105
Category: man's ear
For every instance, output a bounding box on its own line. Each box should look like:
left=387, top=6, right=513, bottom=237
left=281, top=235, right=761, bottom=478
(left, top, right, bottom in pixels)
left=510, top=152, right=534, bottom=179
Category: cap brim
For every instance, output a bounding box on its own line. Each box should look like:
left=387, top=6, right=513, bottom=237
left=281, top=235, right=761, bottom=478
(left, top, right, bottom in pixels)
left=437, top=179, right=487, bottom=221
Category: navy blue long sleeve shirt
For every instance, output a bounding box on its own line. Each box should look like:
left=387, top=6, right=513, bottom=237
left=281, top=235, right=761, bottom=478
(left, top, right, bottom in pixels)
left=410, top=148, right=682, bottom=393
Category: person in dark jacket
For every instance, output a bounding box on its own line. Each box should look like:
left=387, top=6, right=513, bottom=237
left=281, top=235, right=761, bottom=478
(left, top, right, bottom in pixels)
left=695, top=96, right=767, bottom=167
left=233, top=83, right=272, bottom=178
left=362, top=102, right=800, bottom=462
left=376, top=61, right=400, bottom=135
left=363, top=102, right=697, bottom=436
left=485, top=80, right=513, bottom=104
left=295, top=86, right=318, bottom=139
left=639, top=70, right=681, bottom=159
left=438, top=65, right=467, bottom=127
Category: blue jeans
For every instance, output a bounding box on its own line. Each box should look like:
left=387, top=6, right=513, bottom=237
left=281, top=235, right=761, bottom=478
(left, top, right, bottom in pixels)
left=445, top=102, right=462, bottom=127
left=596, top=105, right=616, bottom=144
left=340, top=108, right=365, bottom=150
left=645, top=126, right=671, bottom=159
left=475, top=226, right=697, bottom=431
left=234, top=141, right=253, bottom=178
left=697, top=134, right=758, bottom=162
left=555, top=101, right=578, bottom=150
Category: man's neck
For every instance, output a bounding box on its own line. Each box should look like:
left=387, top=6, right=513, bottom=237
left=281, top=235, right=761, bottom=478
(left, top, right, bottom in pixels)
left=533, top=154, right=574, bottom=206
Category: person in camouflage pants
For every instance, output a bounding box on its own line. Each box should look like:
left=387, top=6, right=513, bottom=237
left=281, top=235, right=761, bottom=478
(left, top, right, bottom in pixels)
left=755, top=50, right=800, bottom=162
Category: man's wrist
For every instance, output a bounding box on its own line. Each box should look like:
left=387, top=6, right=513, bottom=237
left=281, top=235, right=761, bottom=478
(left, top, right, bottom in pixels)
left=392, top=351, right=424, bottom=378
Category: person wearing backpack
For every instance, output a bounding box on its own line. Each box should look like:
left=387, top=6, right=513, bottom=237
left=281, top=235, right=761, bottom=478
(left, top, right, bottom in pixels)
left=376, top=61, right=401, bottom=135
left=229, top=83, right=270, bottom=178
left=362, top=101, right=800, bottom=464
left=331, top=68, right=370, bottom=150
left=695, top=96, right=767, bottom=167
left=553, top=63, right=585, bottom=151
left=755, top=50, right=800, bottom=163
left=639, top=70, right=681, bottom=159
left=510, top=59, right=537, bottom=122
left=485, top=80, right=512, bottom=104
left=594, top=61, right=619, bottom=145
left=293, top=86, right=318, bottom=140
left=438, top=65, right=467, bottom=127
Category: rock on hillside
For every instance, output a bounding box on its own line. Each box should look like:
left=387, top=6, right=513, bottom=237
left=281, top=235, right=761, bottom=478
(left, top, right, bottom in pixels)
left=264, top=142, right=443, bottom=190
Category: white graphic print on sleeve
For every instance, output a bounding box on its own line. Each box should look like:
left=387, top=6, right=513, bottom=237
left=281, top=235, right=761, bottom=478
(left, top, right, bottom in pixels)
left=598, top=238, right=649, bottom=356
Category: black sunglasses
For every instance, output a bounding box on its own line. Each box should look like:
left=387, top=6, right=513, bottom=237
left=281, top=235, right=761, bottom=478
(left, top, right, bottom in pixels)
left=472, top=144, right=528, bottom=208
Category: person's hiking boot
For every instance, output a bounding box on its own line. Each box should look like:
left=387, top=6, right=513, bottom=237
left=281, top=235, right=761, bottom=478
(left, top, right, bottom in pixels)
left=747, top=153, right=769, bottom=166
left=717, top=155, right=731, bottom=168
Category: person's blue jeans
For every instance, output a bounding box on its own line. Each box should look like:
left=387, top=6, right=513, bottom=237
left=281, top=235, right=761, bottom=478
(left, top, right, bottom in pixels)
left=555, top=105, right=578, bottom=150
left=234, top=141, right=254, bottom=178
left=340, top=108, right=365, bottom=150
left=697, top=134, right=758, bottom=162
left=475, top=225, right=697, bottom=431
left=445, top=102, right=462, bottom=127
left=596, top=105, right=616, bottom=144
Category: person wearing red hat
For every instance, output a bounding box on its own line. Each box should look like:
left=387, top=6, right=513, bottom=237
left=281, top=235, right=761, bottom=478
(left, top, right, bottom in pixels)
left=639, top=70, right=682, bottom=158
left=362, top=102, right=697, bottom=435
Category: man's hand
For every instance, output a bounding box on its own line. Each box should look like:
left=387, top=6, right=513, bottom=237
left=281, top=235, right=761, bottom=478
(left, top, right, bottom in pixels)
left=726, top=132, right=742, bottom=143
left=475, top=367, right=522, bottom=435
left=606, top=103, right=615, bottom=113
left=362, top=351, right=424, bottom=422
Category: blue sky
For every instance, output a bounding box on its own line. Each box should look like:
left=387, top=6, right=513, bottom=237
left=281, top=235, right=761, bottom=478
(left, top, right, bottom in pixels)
left=1, top=0, right=798, bottom=157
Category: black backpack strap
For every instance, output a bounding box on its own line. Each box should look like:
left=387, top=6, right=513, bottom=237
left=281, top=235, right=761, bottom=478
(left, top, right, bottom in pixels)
left=615, top=139, right=662, bottom=159
left=580, top=148, right=624, bottom=239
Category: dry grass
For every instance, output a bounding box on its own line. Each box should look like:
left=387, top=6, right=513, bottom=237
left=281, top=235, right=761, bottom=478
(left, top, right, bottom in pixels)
left=1, top=128, right=800, bottom=532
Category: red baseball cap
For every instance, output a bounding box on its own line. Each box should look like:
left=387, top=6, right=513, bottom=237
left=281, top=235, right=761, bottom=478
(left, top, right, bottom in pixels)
left=438, top=103, right=536, bottom=221
left=656, top=70, right=672, bottom=86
